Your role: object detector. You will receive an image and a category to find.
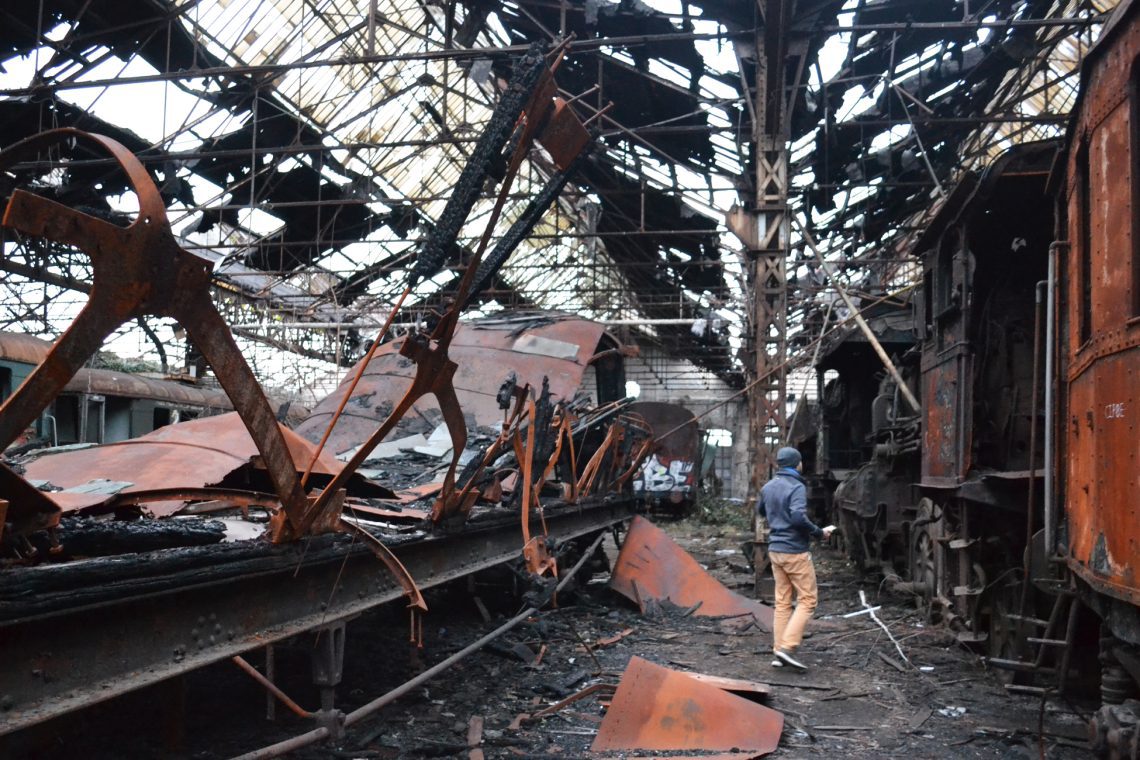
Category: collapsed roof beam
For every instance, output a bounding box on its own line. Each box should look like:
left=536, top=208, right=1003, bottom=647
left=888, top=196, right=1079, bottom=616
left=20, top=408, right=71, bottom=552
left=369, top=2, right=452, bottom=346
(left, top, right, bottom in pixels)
left=816, top=15, right=1108, bottom=33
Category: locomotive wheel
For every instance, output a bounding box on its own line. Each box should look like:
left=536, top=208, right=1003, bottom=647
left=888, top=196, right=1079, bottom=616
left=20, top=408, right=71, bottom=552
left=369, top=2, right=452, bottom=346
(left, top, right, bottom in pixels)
left=910, top=498, right=942, bottom=623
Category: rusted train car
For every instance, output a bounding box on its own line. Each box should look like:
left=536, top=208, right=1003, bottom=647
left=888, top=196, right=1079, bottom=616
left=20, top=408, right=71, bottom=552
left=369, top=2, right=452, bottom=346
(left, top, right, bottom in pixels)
left=809, top=2, right=1140, bottom=750
left=627, top=401, right=703, bottom=511
left=1063, top=2, right=1140, bottom=750
left=816, top=139, right=1054, bottom=645
left=0, top=330, right=235, bottom=447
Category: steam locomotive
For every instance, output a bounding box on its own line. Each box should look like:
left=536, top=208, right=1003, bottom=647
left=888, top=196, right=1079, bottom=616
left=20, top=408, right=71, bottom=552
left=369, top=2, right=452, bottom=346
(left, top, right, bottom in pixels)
left=797, top=2, right=1140, bottom=752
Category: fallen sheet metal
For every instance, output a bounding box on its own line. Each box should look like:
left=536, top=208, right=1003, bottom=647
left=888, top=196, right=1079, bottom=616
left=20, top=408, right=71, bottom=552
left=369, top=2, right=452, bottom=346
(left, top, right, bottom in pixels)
left=591, top=656, right=783, bottom=756
left=683, top=672, right=771, bottom=701
left=294, top=316, right=620, bottom=458
left=610, top=515, right=774, bottom=630
left=24, top=412, right=391, bottom=516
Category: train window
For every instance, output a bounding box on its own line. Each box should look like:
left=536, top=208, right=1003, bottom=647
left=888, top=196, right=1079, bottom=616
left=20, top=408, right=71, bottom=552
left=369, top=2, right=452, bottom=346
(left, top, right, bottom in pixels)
left=1078, top=139, right=1093, bottom=344
left=0, top=367, right=10, bottom=403
left=153, top=408, right=173, bottom=430
left=922, top=268, right=933, bottom=339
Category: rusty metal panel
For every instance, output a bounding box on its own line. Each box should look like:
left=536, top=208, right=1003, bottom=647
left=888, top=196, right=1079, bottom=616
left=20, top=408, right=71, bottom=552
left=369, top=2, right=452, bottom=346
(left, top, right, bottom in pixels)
left=591, top=656, right=782, bottom=755
left=1067, top=350, right=1140, bottom=602
left=535, top=98, right=590, bottom=171
left=920, top=344, right=972, bottom=485
left=610, top=515, right=773, bottom=629
left=296, top=317, right=612, bottom=456
left=1066, top=373, right=1096, bottom=571
left=1088, top=103, right=1132, bottom=333
left=24, top=412, right=348, bottom=517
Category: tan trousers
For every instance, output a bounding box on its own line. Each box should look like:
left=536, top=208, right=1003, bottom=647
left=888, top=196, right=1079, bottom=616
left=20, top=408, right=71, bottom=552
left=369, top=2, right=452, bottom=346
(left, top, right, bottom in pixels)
left=770, top=551, right=818, bottom=654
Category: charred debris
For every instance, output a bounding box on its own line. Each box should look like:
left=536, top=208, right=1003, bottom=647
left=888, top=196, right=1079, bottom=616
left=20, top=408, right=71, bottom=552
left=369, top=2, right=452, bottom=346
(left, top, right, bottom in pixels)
left=0, top=0, right=1128, bottom=758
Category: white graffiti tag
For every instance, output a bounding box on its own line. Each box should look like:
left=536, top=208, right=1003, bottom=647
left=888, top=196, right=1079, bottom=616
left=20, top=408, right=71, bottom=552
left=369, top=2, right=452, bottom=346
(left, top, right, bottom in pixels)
left=633, top=454, right=695, bottom=492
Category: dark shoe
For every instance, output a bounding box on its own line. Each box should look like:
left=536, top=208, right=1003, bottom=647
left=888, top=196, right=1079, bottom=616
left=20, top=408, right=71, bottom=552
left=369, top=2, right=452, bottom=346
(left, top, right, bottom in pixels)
left=775, top=649, right=807, bottom=670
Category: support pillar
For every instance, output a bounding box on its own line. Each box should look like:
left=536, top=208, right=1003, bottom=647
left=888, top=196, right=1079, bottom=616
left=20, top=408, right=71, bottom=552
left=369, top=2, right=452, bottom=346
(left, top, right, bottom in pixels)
left=310, top=623, right=347, bottom=742
left=741, top=2, right=808, bottom=591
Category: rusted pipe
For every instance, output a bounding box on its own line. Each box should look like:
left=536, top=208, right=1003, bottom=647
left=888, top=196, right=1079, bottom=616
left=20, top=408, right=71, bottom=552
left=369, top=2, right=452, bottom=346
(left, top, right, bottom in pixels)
left=229, top=532, right=608, bottom=760
left=231, top=727, right=330, bottom=760
left=1045, top=241, right=1066, bottom=557
left=1019, top=279, right=1046, bottom=624
left=230, top=656, right=314, bottom=720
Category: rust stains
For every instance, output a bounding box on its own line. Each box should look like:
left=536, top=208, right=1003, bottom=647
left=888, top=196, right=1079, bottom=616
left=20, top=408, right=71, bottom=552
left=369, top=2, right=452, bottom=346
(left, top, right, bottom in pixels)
left=591, top=656, right=783, bottom=756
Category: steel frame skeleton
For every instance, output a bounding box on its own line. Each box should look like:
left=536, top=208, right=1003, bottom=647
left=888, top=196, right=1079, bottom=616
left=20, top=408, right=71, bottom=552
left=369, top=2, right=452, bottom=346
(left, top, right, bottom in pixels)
left=0, top=0, right=1120, bottom=495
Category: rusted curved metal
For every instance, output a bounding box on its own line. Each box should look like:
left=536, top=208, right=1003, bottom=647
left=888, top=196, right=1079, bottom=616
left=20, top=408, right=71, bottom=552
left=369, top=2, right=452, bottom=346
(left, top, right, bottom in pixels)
left=106, top=488, right=283, bottom=513
left=0, top=128, right=311, bottom=540
left=306, top=331, right=468, bottom=528
left=340, top=518, right=427, bottom=612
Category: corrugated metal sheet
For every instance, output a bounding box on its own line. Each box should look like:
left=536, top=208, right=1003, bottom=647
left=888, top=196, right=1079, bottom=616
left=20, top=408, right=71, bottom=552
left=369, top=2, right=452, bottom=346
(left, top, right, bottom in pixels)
left=296, top=315, right=614, bottom=456
left=24, top=412, right=365, bottom=517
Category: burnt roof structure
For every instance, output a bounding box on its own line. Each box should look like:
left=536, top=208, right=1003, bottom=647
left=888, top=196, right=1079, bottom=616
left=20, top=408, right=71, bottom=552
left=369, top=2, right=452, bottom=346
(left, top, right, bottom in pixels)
left=0, top=0, right=1120, bottom=404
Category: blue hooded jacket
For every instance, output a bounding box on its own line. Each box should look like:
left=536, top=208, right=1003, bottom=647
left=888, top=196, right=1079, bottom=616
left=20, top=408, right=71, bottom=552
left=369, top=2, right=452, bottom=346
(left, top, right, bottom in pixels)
left=757, top=467, right=823, bottom=554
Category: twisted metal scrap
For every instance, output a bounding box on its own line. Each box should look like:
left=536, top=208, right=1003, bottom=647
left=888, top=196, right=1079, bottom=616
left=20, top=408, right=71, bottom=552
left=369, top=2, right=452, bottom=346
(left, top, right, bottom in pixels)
left=0, top=129, right=312, bottom=540
left=308, top=41, right=592, bottom=529
left=0, top=128, right=426, bottom=616
left=409, top=43, right=550, bottom=287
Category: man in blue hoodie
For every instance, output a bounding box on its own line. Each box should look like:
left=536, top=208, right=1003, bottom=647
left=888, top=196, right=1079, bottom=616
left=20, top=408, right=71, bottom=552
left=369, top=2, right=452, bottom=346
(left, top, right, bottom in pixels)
left=757, top=446, right=833, bottom=670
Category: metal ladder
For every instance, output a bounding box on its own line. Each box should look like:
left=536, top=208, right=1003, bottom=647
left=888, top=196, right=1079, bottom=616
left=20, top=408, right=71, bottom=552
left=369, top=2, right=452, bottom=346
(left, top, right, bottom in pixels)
left=986, top=578, right=1080, bottom=695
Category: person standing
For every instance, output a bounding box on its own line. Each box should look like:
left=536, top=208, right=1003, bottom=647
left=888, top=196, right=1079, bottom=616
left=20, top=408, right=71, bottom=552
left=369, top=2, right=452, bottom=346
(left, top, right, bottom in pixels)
left=757, top=446, right=833, bottom=670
